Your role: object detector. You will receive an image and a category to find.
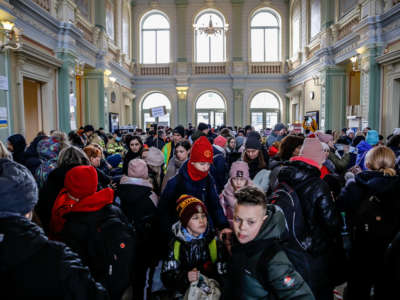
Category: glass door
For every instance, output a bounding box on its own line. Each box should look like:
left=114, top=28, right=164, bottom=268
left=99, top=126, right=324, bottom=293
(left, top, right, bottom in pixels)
left=251, top=112, right=263, bottom=131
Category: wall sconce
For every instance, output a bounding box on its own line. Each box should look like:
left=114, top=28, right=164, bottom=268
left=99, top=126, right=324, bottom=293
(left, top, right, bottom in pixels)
left=104, top=69, right=112, bottom=76
left=109, top=76, right=116, bottom=84
left=312, top=75, right=325, bottom=87
left=350, top=55, right=360, bottom=72
left=0, top=20, right=21, bottom=51
left=176, top=86, right=188, bottom=100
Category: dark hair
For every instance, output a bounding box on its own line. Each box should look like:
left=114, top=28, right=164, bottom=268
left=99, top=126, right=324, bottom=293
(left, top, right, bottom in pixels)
left=125, top=135, right=143, bottom=149
left=220, top=128, right=232, bottom=138
left=352, top=135, right=365, bottom=147
left=175, top=140, right=191, bottom=152
left=234, top=186, right=267, bottom=212
left=243, top=148, right=267, bottom=169
left=388, top=134, right=400, bottom=149
left=279, top=135, right=304, bottom=161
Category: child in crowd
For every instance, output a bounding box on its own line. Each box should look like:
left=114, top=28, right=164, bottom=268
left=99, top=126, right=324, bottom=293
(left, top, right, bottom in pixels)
left=161, top=194, right=228, bottom=297
left=219, top=161, right=254, bottom=228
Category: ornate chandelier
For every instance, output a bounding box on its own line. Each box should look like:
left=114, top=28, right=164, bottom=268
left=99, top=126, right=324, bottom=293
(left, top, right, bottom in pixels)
left=194, top=16, right=228, bottom=36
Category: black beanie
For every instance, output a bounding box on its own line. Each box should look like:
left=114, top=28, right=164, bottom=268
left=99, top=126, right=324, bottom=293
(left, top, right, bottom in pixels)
left=245, top=136, right=262, bottom=150
left=0, top=159, right=38, bottom=217
left=198, top=123, right=208, bottom=131
left=173, top=125, right=185, bottom=137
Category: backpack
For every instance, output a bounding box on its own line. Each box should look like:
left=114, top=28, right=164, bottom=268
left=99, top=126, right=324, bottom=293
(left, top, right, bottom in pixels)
left=267, top=179, right=314, bottom=252
left=173, top=238, right=218, bottom=264
left=354, top=193, right=399, bottom=241
left=86, top=212, right=136, bottom=300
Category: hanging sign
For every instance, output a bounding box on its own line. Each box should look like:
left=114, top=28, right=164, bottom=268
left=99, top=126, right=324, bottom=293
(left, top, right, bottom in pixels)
left=0, top=76, right=8, bottom=91
left=0, top=107, right=7, bottom=128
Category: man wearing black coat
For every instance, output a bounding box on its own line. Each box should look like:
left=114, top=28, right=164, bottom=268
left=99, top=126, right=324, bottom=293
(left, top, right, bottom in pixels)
left=0, top=158, right=109, bottom=300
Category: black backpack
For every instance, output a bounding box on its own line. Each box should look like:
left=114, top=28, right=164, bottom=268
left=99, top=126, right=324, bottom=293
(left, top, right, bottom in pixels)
left=85, top=211, right=136, bottom=300
left=354, top=193, right=400, bottom=241
left=267, top=179, right=313, bottom=252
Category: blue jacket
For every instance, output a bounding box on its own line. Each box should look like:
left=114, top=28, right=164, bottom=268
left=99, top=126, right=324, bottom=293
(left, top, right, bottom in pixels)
left=356, top=141, right=372, bottom=171
left=158, top=161, right=229, bottom=247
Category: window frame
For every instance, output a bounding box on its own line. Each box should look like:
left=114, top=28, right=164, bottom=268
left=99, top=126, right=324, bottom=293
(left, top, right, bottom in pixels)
left=141, top=92, right=171, bottom=128
left=140, top=11, right=170, bottom=64
left=194, top=10, right=227, bottom=63
left=250, top=9, right=281, bottom=62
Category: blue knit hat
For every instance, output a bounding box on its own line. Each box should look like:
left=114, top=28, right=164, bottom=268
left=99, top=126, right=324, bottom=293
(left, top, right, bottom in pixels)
left=0, top=159, right=38, bottom=217
left=366, top=130, right=379, bottom=146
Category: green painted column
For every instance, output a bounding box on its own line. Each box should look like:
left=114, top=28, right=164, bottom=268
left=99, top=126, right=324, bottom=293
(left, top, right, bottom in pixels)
left=57, top=51, right=77, bottom=133
left=321, top=0, right=334, bottom=30
left=84, top=70, right=105, bottom=129
left=321, top=66, right=347, bottom=131
left=231, top=0, right=243, bottom=61
left=362, top=46, right=382, bottom=130
left=233, top=88, right=243, bottom=127
left=95, top=0, right=106, bottom=30
left=176, top=0, right=188, bottom=62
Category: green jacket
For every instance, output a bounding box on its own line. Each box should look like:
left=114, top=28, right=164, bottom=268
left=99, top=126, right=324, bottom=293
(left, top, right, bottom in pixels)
left=328, top=151, right=350, bottom=173
left=227, top=205, right=315, bottom=300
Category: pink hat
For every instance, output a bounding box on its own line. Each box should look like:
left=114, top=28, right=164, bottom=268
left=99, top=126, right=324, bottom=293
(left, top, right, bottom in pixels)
left=299, top=138, right=325, bottom=167
left=229, top=161, right=250, bottom=180
left=127, top=159, right=148, bottom=179
left=316, top=132, right=333, bottom=144
left=214, top=135, right=227, bottom=148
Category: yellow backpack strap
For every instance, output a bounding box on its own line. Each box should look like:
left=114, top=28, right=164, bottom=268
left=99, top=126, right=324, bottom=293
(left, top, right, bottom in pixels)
left=173, top=240, right=181, bottom=262
left=208, top=238, right=218, bottom=264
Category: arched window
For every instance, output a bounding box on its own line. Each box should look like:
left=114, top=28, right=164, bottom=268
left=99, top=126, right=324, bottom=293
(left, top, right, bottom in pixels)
left=142, top=92, right=171, bottom=128
left=106, top=0, right=114, bottom=41
left=250, top=92, right=280, bottom=131
left=141, top=11, right=170, bottom=64
left=310, top=0, right=321, bottom=39
left=291, top=0, right=301, bottom=56
left=194, top=10, right=227, bottom=63
left=122, top=6, right=130, bottom=56
left=196, top=92, right=226, bottom=128
left=251, top=9, right=280, bottom=62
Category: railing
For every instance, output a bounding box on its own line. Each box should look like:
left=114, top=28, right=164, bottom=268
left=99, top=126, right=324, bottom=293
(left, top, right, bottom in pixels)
left=338, top=17, right=360, bottom=41
left=76, top=22, right=93, bottom=44
left=249, top=62, right=282, bottom=74
left=139, top=65, right=170, bottom=76
left=32, top=0, right=50, bottom=12
left=193, top=63, right=226, bottom=74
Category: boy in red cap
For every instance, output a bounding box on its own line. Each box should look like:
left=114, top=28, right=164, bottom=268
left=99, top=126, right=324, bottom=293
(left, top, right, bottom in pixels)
left=161, top=194, right=227, bottom=296
left=159, top=136, right=230, bottom=254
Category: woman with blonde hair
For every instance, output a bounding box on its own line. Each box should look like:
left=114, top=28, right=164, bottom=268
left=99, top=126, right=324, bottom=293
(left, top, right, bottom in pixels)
left=338, top=145, right=400, bottom=300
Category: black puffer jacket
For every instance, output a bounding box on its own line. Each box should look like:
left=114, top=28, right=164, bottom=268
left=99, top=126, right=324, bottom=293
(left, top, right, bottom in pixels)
left=0, top=216, right=109, bottom=300
left=278, top=160, right=340, bottom=255
left=60, top=204, right=136, bottom=300
left=161, top=222, right=228, bottom=294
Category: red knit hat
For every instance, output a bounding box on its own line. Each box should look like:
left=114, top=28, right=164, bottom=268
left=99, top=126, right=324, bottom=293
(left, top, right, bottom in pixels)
left=189, top=136, right=213, bottom=163
left=176, top=194, right=208, bottom=227
left=214, top=135, right=227, bottom=148
left=64, top=165, right=98, bottom=199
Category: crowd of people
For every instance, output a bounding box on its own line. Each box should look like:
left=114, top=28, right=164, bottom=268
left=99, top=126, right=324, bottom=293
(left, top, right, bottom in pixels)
left=1, top=121, right=400, bottom=300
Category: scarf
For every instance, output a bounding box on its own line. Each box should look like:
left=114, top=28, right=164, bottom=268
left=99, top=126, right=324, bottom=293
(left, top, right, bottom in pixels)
left=182, top=226, right=205, bottom=242
left=50, top=187, right=114, bottom=235
left=187, top=160, right=209, bottom=181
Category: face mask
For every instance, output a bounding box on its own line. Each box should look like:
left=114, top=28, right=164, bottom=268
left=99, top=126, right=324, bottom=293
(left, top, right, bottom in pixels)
left=116, top=137, right=122, bottom=142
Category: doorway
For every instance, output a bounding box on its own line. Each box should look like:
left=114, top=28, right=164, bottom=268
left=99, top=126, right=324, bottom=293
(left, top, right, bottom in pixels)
left=23, top=78, right=42, bottom=143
